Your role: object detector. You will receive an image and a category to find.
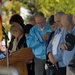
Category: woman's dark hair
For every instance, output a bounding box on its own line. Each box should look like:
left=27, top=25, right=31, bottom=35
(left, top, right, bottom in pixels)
left=9, top=14, right=25, bottom=32
left=48, top=15, right=55, bottom=25
left=9, top=14, right=26, bottom=51
left=9, top=14, right=24, bottom=24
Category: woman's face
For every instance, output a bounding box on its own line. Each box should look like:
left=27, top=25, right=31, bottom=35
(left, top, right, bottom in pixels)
left=11, top=30, right=20, bottom=38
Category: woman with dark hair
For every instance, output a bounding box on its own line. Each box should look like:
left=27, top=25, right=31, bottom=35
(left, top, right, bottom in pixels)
left=9, top=14, right=26, bottom=31
left=48, top=15, right=55, bottom=25
left=8, top=14, right=26, bottom=50
left=47, top=15, right=57, bottom=44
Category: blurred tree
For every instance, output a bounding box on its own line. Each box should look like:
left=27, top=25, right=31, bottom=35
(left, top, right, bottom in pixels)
left=2, top=0, right=22, bottom=33
left=2, top=0, right=75, bottom=32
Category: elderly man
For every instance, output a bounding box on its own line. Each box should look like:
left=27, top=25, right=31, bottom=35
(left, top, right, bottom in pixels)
left=60, top=14, right=75, bottom=66
left=26, top=12, right=52, bottom=75
left=47, top=11, right=66, bottom=75
left=0, top=40, right=6, bottom=59
left=60, top=14, right=75, bottom=75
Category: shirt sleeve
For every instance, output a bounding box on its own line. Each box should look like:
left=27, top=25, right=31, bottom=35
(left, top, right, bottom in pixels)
left=53, top=33, right=65, bottom=61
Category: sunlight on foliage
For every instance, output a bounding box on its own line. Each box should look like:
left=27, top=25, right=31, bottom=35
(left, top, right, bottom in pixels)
left=2, top=0, right=75, bottom=33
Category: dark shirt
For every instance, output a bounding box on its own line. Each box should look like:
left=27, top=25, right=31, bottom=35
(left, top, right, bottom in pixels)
left=16, top=34, right=27, bottom=50
left=47, top=31, right=55, bottom=45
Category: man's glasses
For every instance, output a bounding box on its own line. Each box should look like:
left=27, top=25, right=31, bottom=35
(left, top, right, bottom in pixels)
left=36, top=22, right=45, bottom=25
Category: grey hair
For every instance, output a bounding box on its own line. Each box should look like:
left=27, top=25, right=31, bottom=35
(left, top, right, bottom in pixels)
left=55, top=11, right=65, bottom=17
left=67, top=14, right=73, bottom=23
left=35, top=12, right=44, bottom=17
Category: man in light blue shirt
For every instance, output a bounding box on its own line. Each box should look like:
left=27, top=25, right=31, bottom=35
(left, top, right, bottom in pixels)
left=60, top=14, right=75, bottom=75
left=60, top=14, right=75, bottom=66
left=26, top=12, right=52, bottom=75
left=47, top=11, right=66, bottom=75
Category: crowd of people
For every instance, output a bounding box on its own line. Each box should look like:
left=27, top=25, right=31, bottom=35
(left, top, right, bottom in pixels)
left=0, top=11, right=75, bottom=75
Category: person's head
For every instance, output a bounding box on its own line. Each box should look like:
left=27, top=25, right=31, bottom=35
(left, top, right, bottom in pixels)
left=54, top=11, right=65, bottom=28
left=10, top=22, right=24, bottom=38
left=24, top=24, right=33, bottom=37
left=48, top=15, right=58, bottom=31
left=0, top=40, right=6, bottom=52
left=48, top=15, right=55, bottom=25
left=61, top=14, right=74, bottom=31
left=35, top=12, right=46, bottom=28
left=73, top=15, right=75, bottom=24
left=51, top=23, right=58, bottom=31
left=29, top=18, right=36, bottom=26
left=9, top=14, right=25, bottom=32
left=9, top=14, right=24, bottom=25
left=35, top=12, right=44, bottom=17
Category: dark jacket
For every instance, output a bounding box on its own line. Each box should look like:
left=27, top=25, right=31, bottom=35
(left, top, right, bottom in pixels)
left=16, top=34, right=27, bottom=50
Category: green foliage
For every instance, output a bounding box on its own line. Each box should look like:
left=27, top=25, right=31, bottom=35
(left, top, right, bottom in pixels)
left=2, top=0, right=75, bottom=32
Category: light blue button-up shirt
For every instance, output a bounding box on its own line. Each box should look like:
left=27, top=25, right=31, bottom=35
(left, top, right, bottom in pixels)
left=62, top=27, right=75, bottom=66
left=26, top=23, right=52, bottom=59
left=0, top=52, right=5, bottom=59
left=47, top=28, right=66, bottom=67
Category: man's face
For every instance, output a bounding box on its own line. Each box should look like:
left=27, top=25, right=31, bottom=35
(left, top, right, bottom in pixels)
left=35, top=16, right=46, bottom=28
left=0, top=40, right=6, bottom=52
left=54, top=15, right=62, bottom=28
left=51, top=23, right=58, bottom=31
left=61, top=15, right=70, bottom=30
left=73, top=15, right=75, bottom=24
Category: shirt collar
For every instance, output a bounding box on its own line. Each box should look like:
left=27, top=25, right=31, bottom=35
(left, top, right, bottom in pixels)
left=57, top=28, right=61, bottom=34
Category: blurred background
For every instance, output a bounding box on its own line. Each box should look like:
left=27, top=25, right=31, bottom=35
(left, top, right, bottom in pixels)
left=0, top=0, right=74, bottom=45
left=2, top=0, right=75, bottom=33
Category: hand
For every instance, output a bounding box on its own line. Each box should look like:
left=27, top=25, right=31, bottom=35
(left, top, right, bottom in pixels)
left=42, top=33, right=48, bottom=41
left=60, top=43, right=68, bottom=50
left=9, top=50, right=13, bottom=54
left=48, top=53, right=57, bottom=66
